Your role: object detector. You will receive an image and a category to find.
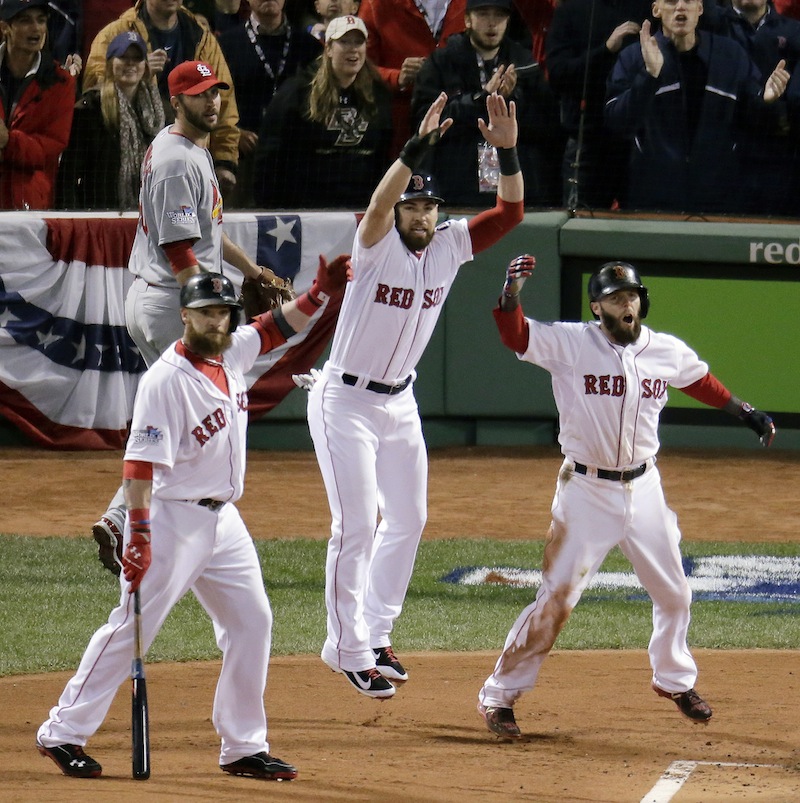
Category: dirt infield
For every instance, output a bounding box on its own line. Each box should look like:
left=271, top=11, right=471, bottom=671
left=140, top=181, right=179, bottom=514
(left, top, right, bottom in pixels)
left=3, top=445, right=800, bottom=801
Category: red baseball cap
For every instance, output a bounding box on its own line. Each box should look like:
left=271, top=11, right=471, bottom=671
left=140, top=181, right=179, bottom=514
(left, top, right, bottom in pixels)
left=168, top=61, right=230, bottom=98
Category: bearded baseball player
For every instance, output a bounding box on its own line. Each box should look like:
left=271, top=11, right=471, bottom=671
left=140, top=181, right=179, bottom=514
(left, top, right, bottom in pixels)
left=307, top=91, right=524, bottom=699
left=37, top=260, right=349, bottom=779
left=92, top=60, right=288, bottom=573
left=477, top=257, right=776, bottom=738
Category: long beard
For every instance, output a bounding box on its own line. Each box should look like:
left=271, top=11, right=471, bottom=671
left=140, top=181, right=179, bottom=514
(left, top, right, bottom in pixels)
left=600, top=309, right=641, bottom=345
left=184, top=321, right=232, bottom=357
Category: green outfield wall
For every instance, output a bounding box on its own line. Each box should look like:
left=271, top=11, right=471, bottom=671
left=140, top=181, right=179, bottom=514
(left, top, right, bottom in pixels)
left=251, top=213, right=800, bottom=451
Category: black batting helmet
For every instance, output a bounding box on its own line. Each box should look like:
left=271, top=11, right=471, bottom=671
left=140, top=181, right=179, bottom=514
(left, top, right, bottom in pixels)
left=180, top=272, right=242, bottom=332
left=398, top=173, right=444, bottom=205
left=588, top=261, right=650, bottom=318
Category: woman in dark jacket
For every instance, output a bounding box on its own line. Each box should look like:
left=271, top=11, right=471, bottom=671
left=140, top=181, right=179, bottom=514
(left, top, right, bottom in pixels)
left=57, top=31, right=163, bottom=210
left=253, top=15, right=392, bottom=209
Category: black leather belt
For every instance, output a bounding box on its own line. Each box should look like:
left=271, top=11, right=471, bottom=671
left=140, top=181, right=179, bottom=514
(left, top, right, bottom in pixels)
left=342, top=373, right=412, bottom=395
left=573, top=462, right=647, bottom=482
left=198, top=498, right=226, bottom=511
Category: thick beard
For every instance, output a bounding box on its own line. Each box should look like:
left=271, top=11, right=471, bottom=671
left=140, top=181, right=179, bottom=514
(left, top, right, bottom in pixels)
left=600, top=309, right=641, bottom=345
left=184, top=320, right=232, bottom=358
left=398, top=227, right=435, bottom=252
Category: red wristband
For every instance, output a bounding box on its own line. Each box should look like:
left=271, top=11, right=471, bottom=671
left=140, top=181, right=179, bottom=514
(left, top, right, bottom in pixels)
left=295, top=289, right=323, bottom=316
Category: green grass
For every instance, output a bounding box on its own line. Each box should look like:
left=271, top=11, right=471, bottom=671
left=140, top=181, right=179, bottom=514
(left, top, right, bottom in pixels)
left=1, top=535, right=798, bottom=676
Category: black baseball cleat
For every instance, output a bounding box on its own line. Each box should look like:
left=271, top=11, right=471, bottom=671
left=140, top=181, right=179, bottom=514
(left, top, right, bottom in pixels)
left=652, top=683, right=713, bottom=722
left=373, top=645, right=409, bottom=683
left=37, top=741, right=102, bottom=778
left=478, top=704, right=522, bottom=739
left=342, top=667, right=396, bottom=699
left=221, top=752, right=298, bottom=781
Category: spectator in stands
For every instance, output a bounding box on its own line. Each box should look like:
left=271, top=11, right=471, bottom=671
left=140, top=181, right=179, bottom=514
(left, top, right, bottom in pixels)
left=306, top=0, right=360, bottom=41
left=83, top=0, right=240, bottom=197
left=359, top=0, right=467, bottom=159
left=253, top=15, right=391, bottom=208
left=605, top=0, right=790, bottom=215
left=546, top=0, right=653, bottom=211
left=412, top=0, right=562, bottom=207
left=0, top=0, right=75, bottom=210
left=715, top=0, right=800, bottom=217
left=57, top=32, right=164, bottom=210
left=218, top=0, right=322, bottom=207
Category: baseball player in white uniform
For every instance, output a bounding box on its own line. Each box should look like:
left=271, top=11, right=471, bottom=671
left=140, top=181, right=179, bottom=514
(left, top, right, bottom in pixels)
left=93, top=60, right=284, bottom=570
left=477, top=256, right=776, bottom=738
left=307, top=92, right=525, bottom=699
left=37, top=262, right=348, bottom=779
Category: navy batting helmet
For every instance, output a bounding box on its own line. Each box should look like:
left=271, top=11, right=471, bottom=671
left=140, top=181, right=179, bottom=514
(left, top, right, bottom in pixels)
left=588, top=261, right=650, bottom=319
left=180, top=272, right=242, bottom=332
left=398, top=173, right=444, bottom=205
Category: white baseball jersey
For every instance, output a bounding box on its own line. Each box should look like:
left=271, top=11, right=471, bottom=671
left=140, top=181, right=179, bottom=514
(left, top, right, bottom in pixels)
left=310, top=217, right=473, bottom=676
left=479, top=315, right=711, bottom=713
left=128, top=126, right=224, bottom=288
left=328, top=218, right=473, bottom=381
left=38, top=325, right=280, bottom=764
left=518, top=320, right=709, bottom=468
left=125, top=326, right=261, bottom=501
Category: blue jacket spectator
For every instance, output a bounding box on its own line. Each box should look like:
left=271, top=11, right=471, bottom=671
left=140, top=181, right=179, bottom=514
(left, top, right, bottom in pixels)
left=605, top=1, right=789, bottom=215
left=716, top=0, right=800, bottom=216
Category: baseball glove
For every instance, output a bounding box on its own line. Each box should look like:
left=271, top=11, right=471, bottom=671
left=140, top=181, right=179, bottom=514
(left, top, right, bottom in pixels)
left=240, top=269, right=296, bottom=320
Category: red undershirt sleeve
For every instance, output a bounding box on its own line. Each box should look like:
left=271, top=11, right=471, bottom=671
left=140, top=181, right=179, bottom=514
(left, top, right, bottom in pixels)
left=677, top=372, right=732, bottom=408
left=492, top=304, right=529, bottom=354
left=123, top=460, right=154, bottom=481
left=250, top=312, right=288, bottom=355
left=468, top=198, right=525, bottom=255
left=162, top=239, right=199, bottom=276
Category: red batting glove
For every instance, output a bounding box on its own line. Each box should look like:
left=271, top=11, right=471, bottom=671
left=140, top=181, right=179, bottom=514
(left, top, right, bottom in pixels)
left=122, top=530, right=151, bottom=593
left=311, top=253, right=352, bottom=301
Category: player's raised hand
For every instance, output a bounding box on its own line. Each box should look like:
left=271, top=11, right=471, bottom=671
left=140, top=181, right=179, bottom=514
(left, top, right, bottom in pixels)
left=503, top=254, right=535, bottom=297
left=315, top=253, right=353, bottom=297
left=478, top=93, right=518, bottom=150
left=738, top=405, right=776, bottom=447
left=418, top=91, right=454, bottom=140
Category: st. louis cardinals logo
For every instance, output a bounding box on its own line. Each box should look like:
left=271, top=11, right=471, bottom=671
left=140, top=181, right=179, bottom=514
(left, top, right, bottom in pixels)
left=196, top=63, right=213, bottom=78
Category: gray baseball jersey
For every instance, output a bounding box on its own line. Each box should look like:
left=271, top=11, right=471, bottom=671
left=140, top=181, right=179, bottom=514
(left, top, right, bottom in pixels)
left=128, top=126, right=224, bottom=288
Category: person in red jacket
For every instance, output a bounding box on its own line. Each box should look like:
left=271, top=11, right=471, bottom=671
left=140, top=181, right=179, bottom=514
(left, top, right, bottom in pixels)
left=0, top=0, right=75, bottom=210
left=358, top=0, right=466, bottom=158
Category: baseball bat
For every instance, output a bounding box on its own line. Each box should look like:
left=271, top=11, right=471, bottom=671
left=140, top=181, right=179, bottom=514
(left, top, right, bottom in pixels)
left=131, top=588, right=150, bottom=780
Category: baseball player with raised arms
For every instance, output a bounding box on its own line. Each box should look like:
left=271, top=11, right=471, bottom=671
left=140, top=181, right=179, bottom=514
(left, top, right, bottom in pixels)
left=92, top=60, right=288, bottom=569
left=307, top=91, right=524, bottom=699
left=477, top=257, right=776, bottom=738
left=37, top=259, right=349, bottom=779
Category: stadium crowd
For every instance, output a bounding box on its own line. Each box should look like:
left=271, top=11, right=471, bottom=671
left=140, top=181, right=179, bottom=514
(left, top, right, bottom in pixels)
left=1, top=0, right=799, bottom=217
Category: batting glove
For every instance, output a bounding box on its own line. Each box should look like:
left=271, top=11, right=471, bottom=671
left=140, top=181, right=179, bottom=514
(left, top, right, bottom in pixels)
left=123, top=530, right=151, bottom=593
left=738, top=404, right=776, bottom=447
left=292, top=368, right=321, bottom=392
left=503, top=254, right=535, bottom=297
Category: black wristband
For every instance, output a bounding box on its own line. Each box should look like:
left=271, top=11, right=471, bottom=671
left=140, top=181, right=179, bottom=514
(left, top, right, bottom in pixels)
left=271, top=305, right=297, bottom=340
left=398, top=129, right=440, bottom=170
left=497, top=146, right=521, bottom=176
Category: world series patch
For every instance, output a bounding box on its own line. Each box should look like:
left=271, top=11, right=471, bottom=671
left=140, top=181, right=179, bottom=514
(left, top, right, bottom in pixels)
left=130, top=425, right=164, bottom=444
